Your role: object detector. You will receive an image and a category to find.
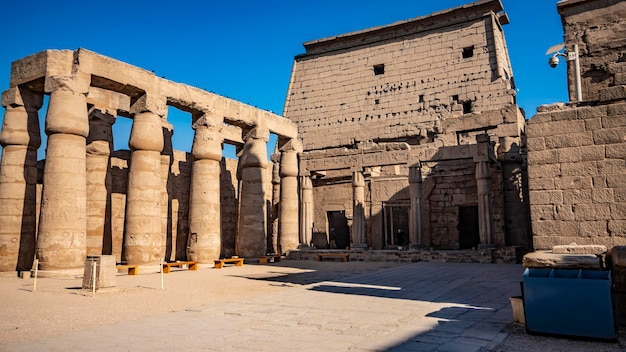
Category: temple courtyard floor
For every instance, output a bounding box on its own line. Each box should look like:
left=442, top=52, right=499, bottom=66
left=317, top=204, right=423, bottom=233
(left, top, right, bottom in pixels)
left=0, top=260, right=624, bottom=351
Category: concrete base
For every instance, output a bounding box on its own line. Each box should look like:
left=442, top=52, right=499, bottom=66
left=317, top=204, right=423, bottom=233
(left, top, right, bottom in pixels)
left=34, top=268, right=84, bottom=278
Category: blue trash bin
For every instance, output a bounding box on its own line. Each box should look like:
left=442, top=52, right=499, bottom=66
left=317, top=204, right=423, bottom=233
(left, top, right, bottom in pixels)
left=523, top=268, right=616, bottom=340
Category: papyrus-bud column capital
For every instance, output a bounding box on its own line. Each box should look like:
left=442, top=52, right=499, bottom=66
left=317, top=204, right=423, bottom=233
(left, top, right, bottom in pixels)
left=237, top=125, right=269, bottom=258
left=123, top=98, right=165, bottom=265
left=0, top=88, right=42, bottom=272
left=37, top=82, right=90, bottom=271
left=188, top=112, right=223, bottom=263
left=352, top=170, right=366, bottom=248
left=278, top=139, right=301, bottom=254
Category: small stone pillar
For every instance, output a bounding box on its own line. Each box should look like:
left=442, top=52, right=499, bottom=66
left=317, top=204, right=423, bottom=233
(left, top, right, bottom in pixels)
left=278, top=140, right=300, bottom=254
left=408, top=164, right=423, bottom=249
left=269, top=154, right=281, bottom=254
left=351, top=170, right=366, bottom=248
left=188, top=113, right=223, bottom=263
left=86, top=108, right=115, bottom=256
left=300, top=176, right=313, bottom=246
left=0, top=88, right=42, bottom=272
left=123, top=106, right=164, bottom=265
left=37, top=85, right=90, bottom=271
left=236, top=125, right=269, bottom=258
left=475, top=134, right=494, bottom=247
left=82, top=255, right=116, bottom=289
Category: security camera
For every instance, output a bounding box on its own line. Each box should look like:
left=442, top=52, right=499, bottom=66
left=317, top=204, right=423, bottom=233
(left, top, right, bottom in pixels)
left=548, top=55, right=559, bottom=68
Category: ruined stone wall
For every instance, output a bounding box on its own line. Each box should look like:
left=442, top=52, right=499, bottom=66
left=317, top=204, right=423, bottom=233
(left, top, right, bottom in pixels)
left=284, top=2, right=515, bottom=151
left=558, top=0, right=626, bottom=102
left=526, top=103, right=626, bottom=250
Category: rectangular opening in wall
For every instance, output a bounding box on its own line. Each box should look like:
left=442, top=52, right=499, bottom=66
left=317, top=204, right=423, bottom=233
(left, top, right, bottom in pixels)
left=458, top=206, right=479, bottom=249
left=382, top=202, right=409, bottom=248
left=419, top=94, right=425, bottom=103
left=452, top=95, right=459, bottom=102
left=462, top=46, right=474, bottom=58
left=327, top=211, right=350, bottom=249
left=462, top=101, right=472, bottom=114
left=373, top=64, right=385, bottom=75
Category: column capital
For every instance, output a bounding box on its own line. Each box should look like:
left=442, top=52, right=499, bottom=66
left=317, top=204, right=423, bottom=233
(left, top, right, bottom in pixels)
left=243, top=123, right=270, bottom=143
left=130, top=93, right=167, bottom=117
left=2, top=88, right=44, bottom=110
left=129, top=111, right=164, bottom=152
left=352, top=170, right=365, bottom=187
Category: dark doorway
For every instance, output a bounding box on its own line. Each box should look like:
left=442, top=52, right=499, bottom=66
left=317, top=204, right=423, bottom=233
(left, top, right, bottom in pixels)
left=383, top=203, right=409, bottom=247
left=458, top=206, right=480, bottom=249
left=327, top=211, right=350, bottom=249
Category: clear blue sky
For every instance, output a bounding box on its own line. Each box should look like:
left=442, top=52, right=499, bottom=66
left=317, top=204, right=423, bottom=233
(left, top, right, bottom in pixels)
left=0, top=0, right=568, bottom=160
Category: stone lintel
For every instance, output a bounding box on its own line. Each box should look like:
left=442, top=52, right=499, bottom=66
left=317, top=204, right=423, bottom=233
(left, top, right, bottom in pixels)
left=278, top=138, right=303, bottom=153
left=87, top=87, right=130, bottom=115
left=222, top=124, right=243, bottom=146
left=10, top=50, right=73, bottom=88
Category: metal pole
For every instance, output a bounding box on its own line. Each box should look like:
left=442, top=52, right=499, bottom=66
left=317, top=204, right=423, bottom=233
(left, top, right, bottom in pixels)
left=92, top=260, right=97, bottom=297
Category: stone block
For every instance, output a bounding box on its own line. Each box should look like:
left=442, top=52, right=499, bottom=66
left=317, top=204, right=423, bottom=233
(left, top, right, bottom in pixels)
left=554, top=176, right=592, bottom=190
left=611, top=246, right=626, bottom=267
left=522, top=251, right=602, bottom=270
left=573, top=203, right=612, bottom=221
left=607, top=103, right=626, bottom=117
left=531, top=220, right=579, bottom=237
left=545, top=132, right=594, bottom=149
left=552, top=244, right=607, bottom=255
left=529, top=190, right=563, bottom=205
left=593, top=126, right=626, bottom=144
left=579, top=220, right=610, bottom=237
left=557, top=145, right=604, bottom=163
left=598, top=86, right=626, bottom=102
left=527, top=149, right=558, bottom=165
left=563, top=189, right=592, bottom=204
left=602, top=114, right=626, bottom=129
left=82, top=255, right=116, bottom=289
left=611, top=202, right=626, bottom=220
left=560, top=161, right=598, bottom=177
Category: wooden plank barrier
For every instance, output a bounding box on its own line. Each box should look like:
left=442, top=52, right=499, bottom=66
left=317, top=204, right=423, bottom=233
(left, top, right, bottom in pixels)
left=162, top=261, right=199, bottom=274
left=214, top=257, right=245, bottom=268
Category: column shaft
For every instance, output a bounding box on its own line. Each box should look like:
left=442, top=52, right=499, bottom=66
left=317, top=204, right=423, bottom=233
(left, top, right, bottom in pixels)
left=37, top=89, right=89, bottom=270
left=300, top=176, right=313, bottom=246
left=476, top=160, right=493, bottom=245
left=123, top=111, right=163, bottom=265
left=86, top=109, right=115, bottom=256
left=352, top=171, right=366, bottom=247
left=408, top=166, right=423, bottom=248
left=188, top=117, right=223, bottom=263
left=278, top=149, right=299, bottom=254
left=237, top=130, right=268, bottom=258
left=0, top=92, right=41, bottom=271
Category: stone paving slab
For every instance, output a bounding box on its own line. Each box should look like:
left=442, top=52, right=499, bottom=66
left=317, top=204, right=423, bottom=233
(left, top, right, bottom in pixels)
left=0, top=261, right=624, bottom=351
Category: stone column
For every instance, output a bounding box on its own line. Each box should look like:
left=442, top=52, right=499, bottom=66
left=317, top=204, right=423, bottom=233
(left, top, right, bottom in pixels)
left=475, top=134, right=494, bottom=247
left=269, top=154, right=280, bottom=254
left=37, top=87, right=89, bottom=271
left=236, top=125, right=269, bottom=258
left=408, top=165, right=423, bottom=249
left=278, top=141, right=299, bottom=254
left=300, top=176, right=313, bottom=246
left=0, top=89, right=42, bottom=272
left=86, top=108, right=115, bottom=256
left=160, top=122, right=173, bottom=261
left=351, top=170, right=366, bottom=248
left=188, top=114, right=223, bottom=263
left=123, top=110, right=164, bottom=265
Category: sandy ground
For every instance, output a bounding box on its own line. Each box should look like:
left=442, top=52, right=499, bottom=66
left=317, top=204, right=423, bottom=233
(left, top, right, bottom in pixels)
left=0, top=260, right=624, bottom=351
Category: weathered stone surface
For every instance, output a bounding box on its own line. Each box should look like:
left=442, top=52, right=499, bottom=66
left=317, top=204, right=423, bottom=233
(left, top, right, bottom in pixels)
left=552, top=244, right=607, bottom=255
left=522, top=251, right=602, bottom=270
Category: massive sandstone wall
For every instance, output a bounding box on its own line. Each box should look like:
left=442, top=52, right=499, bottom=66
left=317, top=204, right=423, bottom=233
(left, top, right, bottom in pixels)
left=526, top=103, right=626, bottom=250
left=284, top=0, right=517, bottom=151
